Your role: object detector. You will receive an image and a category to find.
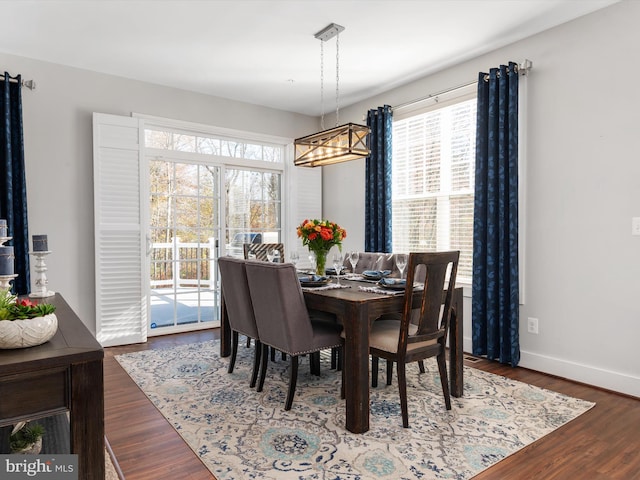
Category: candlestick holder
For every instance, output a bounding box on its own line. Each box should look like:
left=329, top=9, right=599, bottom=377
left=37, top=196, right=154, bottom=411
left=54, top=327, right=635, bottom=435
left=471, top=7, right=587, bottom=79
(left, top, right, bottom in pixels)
left=0, top=236, right=18, bottom=290
left=29, top=251, right=55, bottom=298
left=0, top=274, right=18, bottom=290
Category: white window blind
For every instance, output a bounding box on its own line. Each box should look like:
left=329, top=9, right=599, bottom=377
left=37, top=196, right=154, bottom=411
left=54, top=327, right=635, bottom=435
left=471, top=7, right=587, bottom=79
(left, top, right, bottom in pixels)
left=392, top=95, right=477, bottom=282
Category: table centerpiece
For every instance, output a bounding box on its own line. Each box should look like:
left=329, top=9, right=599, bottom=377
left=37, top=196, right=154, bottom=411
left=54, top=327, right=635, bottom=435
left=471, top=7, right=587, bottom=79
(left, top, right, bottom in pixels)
left=296, top=219, right=346, bottom=275
left=0, top=288, right=57, bottom=349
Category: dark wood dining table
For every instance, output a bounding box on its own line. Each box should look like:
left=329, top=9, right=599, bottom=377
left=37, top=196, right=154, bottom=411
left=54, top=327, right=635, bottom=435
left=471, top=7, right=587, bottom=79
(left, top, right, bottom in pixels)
left=219, top=279, right=464, bottom=434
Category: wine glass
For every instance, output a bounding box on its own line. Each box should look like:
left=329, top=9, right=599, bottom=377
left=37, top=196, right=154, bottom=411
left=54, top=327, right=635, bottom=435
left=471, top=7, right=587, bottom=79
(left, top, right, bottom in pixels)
left=395, top=253, right=408, bottom=279
left=348, top=251, right=359, bottom=275
left=266, top=248, right=276, bottom=262
left=308, top=251, right=317, bottom=274
left=332, top=252, right=343, bottom=285
left=374, top=255, right=383, bottom=272
left=290, top=251, right=299, bottom=269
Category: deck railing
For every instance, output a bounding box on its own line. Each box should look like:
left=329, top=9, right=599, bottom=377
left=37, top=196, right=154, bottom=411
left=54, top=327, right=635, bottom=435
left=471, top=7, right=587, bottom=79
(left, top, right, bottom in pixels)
left=149, top=237, right=217, bottom=290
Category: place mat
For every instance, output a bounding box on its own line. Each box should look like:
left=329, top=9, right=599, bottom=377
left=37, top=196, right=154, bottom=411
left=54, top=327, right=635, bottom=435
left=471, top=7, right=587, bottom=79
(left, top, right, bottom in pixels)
left=342, top=273, right=379, bottom=283
left=358, top=285, right=405, bottom=295
left=302, top=283, right=350, bottom=292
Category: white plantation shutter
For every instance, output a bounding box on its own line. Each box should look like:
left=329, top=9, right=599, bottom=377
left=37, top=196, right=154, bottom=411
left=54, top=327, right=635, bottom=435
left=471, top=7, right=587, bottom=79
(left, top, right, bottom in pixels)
left=285, top=158, right=321, bottom=269
left=93, top=113, right=147, bottom=346
left=392, top=94, right=477, bottom=282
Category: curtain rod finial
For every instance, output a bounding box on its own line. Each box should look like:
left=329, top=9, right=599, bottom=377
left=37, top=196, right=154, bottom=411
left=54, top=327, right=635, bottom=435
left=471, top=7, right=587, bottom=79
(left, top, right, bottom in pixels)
left=519, top=59, right=533, bottom=75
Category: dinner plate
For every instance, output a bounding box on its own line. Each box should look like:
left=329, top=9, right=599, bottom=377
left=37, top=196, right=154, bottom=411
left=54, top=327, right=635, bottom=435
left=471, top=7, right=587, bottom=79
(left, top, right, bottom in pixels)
left=300, top=278, right=330, bottom=287
left=362, top=270, right=391, bottom=280
left=298, top=274, right=330, bottom=287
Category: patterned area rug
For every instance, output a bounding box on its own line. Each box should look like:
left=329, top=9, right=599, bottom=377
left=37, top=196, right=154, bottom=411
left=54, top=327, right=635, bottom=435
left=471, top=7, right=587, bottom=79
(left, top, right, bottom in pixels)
left=116, top=341, right=594, bottom=480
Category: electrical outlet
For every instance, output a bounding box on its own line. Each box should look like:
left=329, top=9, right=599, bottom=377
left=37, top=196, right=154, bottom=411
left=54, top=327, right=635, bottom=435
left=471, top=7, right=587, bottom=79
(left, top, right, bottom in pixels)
left=527, top=317, right=539, bottom=334
left=632, top=217, right=640, bottom=236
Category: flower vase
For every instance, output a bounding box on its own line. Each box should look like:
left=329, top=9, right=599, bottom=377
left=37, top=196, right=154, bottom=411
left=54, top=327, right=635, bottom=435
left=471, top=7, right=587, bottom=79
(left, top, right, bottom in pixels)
left=312, top=249, right=328, bottom=276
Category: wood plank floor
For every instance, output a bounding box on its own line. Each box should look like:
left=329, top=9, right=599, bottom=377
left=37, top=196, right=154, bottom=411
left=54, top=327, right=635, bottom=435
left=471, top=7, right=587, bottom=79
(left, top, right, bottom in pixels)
left=104, top=329, right=640, bottom=480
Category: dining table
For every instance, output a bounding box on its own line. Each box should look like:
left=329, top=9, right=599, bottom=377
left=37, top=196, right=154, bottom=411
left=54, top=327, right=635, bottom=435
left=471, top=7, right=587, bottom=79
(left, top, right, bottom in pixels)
left=219, top=276, right=464, bottom=434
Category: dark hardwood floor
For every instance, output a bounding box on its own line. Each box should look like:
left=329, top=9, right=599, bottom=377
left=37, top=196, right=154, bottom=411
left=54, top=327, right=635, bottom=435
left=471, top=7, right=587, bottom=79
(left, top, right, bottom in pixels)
left=104, top=329, right=640, bottom=480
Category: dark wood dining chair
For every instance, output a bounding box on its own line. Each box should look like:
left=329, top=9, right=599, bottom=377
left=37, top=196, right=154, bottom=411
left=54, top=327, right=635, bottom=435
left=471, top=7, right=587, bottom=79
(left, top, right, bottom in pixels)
left=217, top=256, right=262, bottom=388
left=243, top=242, right=285, bottom=263
left=245, top=261, right=343, bottom=410
left=368, top=250, right=460, bottom=427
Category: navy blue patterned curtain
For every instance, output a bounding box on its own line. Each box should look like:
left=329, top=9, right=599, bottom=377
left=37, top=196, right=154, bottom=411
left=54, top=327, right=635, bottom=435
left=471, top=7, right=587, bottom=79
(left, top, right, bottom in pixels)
left=365, top=105, right=392, bottom=253
left=0, top=72, right=30, bottom=294
left=472, top=62, right=520, bottom=366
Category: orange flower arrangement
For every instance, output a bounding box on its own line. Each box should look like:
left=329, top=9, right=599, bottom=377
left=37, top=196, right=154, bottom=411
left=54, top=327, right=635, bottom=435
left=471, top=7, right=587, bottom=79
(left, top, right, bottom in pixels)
left=296, top=219, right=346, bottom=253
left=297, top=219, right=346, bottom=274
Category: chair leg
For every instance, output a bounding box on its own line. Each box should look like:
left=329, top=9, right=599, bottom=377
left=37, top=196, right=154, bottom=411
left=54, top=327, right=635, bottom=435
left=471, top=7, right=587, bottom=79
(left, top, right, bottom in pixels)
left=386, top=359, right=393, bottom=385
left=371, top=356, right=379, bottom=388
left=246, top=336, right=251, bottom=348
left=397, top=361, right=409, bottom=428
left=270, top=346, right=276, bottom=362
left=310, top=351, right=320, bottom=376
left=418, top=360, right=426, bottom=373
left=285, top=355, right=299, bottom=411
left=331, top=347, right=337, bottom=369
left=257, top=344, right=269, bottom=392
left=228, top=331, right=239, bottom=374
left=341, top=359, right=345, bottom=399
left=337, top=347, right=343, bottom=371
left=437, top=353, right=452, bottom=410
left=250, top=339, right=262, bottom=388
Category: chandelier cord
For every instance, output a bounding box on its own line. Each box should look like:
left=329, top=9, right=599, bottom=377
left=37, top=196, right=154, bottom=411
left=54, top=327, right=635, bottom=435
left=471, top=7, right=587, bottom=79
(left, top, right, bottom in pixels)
left=335, top=31, right=340, bottom=127
left=320, top=40, right=325, bottom=131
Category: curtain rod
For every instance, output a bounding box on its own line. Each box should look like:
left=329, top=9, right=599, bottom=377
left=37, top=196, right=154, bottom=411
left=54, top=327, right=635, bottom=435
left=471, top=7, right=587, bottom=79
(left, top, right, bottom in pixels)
left=392, top=79, right=477, bottom=112
left=392, top=59, right=532, bottom=112
left=4, top=76, right=36, bottom=90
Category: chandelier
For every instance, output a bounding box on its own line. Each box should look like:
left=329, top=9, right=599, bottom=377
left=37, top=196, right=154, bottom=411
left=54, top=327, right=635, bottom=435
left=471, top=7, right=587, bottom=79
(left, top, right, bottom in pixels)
left=294, top=23, right=370, bottom=167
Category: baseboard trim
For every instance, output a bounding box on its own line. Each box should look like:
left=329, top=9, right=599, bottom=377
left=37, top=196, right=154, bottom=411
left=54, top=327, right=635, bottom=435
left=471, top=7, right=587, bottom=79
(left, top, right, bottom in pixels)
left=463, top=336, right=640, bottom=398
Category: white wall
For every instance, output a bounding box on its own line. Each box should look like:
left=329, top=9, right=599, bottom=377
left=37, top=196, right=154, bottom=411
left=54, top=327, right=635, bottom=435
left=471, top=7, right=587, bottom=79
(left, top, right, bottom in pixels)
left=0, top=52, right=317, bottom=336
left=324, top=0, right=640, bottom=397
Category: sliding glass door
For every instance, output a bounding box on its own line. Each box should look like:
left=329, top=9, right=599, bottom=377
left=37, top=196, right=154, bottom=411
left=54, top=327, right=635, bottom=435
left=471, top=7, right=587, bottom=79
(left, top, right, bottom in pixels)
left=143, top=124, right=287, bottom=336
left=148, top=159, right=221, bottom=334
left=225, top=168, right=281, bottom=257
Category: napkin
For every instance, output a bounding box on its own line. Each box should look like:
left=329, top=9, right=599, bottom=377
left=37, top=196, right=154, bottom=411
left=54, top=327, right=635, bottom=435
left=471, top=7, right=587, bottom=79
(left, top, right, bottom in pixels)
left=298, top=274, right=327, bottom=283
left=378, top=277, right=406, bottom=287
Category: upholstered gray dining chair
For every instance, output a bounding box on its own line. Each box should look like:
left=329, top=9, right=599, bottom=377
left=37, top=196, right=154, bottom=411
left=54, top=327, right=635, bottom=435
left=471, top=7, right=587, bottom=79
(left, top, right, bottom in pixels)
left=342, top=251, right=396, bottom=274
left=217, top=256, right=262, bottom=388
left=368, top=250, right=460, bottom=427
left=245, top=261, right=343, bottom=410
left=242, top=242, right=287, bottom=353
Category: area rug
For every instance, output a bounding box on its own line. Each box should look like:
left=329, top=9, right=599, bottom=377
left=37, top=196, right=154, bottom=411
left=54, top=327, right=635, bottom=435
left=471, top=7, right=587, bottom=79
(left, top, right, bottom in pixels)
left=116, top=341, right=594, bottom=480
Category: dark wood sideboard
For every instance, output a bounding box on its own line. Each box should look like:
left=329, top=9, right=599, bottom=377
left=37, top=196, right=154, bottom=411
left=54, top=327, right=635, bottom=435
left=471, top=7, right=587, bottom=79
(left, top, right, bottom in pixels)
left=0, top=294, right=105, bottom=479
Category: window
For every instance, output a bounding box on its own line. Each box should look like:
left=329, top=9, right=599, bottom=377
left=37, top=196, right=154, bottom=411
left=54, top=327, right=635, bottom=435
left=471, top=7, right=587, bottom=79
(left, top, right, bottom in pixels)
left=392, top=89, right=477, bottom=282
left=145, top=129, right=283, bottom=163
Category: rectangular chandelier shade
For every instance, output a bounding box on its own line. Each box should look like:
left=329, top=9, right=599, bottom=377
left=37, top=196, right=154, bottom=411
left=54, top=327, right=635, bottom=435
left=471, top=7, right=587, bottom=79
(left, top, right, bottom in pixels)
left=294, top=123, right=370, bottom=167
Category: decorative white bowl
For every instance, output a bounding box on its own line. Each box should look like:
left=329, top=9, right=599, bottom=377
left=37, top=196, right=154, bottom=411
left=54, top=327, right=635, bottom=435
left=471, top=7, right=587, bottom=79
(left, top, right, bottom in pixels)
left=0, top=313, right=58, bottom=349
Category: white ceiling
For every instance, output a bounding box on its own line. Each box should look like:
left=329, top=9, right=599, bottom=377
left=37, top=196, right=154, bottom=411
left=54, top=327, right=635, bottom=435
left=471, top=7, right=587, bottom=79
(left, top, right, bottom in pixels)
left=0, top=0, right=618, bottom=116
